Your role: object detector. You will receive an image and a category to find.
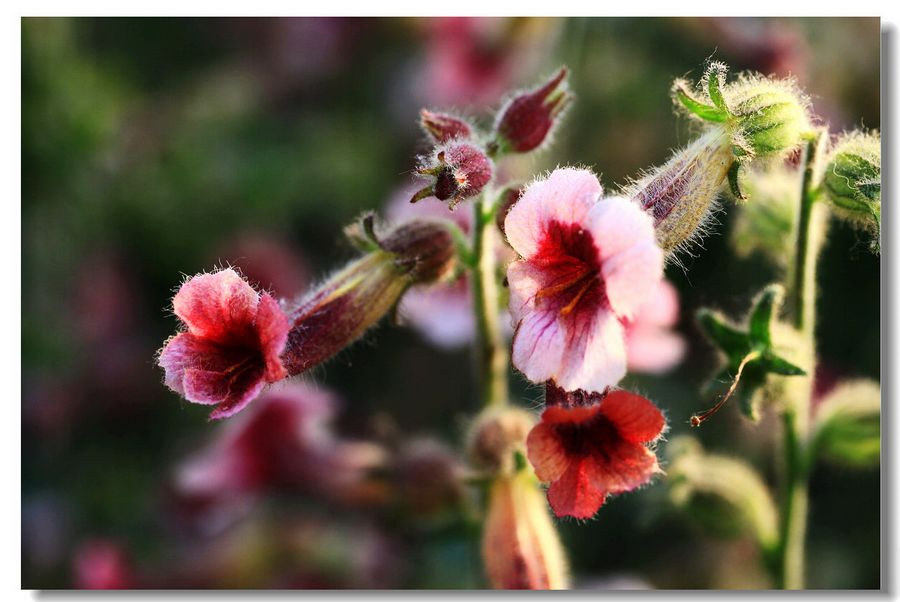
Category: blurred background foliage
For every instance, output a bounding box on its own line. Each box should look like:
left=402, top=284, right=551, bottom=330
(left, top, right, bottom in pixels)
left=22, top=17, right=879, bottom=589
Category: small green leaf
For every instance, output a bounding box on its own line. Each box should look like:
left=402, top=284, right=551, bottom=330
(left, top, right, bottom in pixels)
left=727, top=162, right=746, bottom=200
left=706, top=63, right=730, bottom=114
left=749, top=285, right=783, bottom=347
left=675, top=85, right=729, bottom=123
left=698, top=309, right=752, bottom=364
left=759, top=352, right=806, bottom=376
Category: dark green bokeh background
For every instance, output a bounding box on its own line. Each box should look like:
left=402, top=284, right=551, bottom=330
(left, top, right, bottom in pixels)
left=22, top=17, right=880, bottom=589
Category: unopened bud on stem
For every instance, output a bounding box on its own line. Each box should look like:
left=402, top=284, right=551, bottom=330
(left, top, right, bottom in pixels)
left=491, top=67, right=571, bottom=155
left=419, top=109, right=474, bottom=143
left=822, top=130, right=881, bottom=252
left=411, top=142, right=493, bottom=208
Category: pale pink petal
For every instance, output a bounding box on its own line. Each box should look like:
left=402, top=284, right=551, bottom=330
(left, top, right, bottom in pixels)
left=506, top=260, right=543, bottom=321
left=526, top=422, right=570, bottom=482
left=511, top=309, right=566, bottom=384
left=172, top=269, right=259, bottom=344
left=553, top=311, right=627, bottom=393
left=255, top=293, right=290, bottom=381
left=626, top=327, right=686, bottom=374
left=586, top=196, right=657, bottom=261
left=504, top=168, right=602, bottom=258
left=632, top=280, right=680, bottom=328
left=398, top=279, right=475, bottom=348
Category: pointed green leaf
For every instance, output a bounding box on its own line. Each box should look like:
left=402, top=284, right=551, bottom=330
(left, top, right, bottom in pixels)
left=727, top=162, right=747, bottom=200
left=675, top=85, right=729, bottom=123
left=749, top=285, right=783, bottom=347
left=698, top=309, right=752, bottom=364
left=759, top=352, right=806, bottom=376
left=706, top=63, right=730, bottom=114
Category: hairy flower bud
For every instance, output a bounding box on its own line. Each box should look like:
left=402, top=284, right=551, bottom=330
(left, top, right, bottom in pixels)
left=466, top=407, right=534, bottom=475
left=482, top=472, right=569, bottom=590
left=822, top=131, right=881, bottom=251
left=492, top=67, right=571, bottom=154
left=411, top=142, right=493, bottom=208
left=674, top=62, right=810, bottom=161
left=280, top=219, right=456, bottom=375
left=625, top=129, right=734, bottom=256
left=419, top=109, right=473, bottom=143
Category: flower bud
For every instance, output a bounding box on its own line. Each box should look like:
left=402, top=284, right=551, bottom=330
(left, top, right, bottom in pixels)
left=822, top=131, right=881, bottom=250
left=419, top=109, right=473, bottom=143
left=393, top=438, right=465, bottom=516
left=494, top=185, right=523, bottom=238
left=411, top=142, right=493, bottom=208
left=674, top=62, right=810, bottom=161
left=626, top=128, right=734, bottom=255
left=280, top=219, right=456, bottom=375
left=482, top=472, right=569, bottom=589
left=466, top=407, right=534, bottom=475
left=492, top=67, right=571, bottom=154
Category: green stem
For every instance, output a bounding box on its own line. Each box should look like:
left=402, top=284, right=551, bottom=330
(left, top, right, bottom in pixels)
left=471, top=197, right=509, bottom=408
left=777, top=129, right=827, bottom=589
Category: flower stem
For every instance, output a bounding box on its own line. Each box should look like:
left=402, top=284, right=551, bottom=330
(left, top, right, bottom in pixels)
left=777, top=129, right=827, bottom=589
left=471, top=197, right=509, bottom=408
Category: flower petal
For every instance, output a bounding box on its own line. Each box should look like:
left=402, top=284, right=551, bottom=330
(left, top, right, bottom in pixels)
left=600, top=390, right=666, bottom=443
left=256, top=293, right=290, bottom=381
left=505, top=168, right=602, bottom=258
left=626, top=327, right=686, bottom=374
left=511, top=308, right=566, bottom=385
left=553, top=310, right=627, bottom=393
left=506, top=260, right=543, bottom=321
left=172, top=269, right=259, bottom=344
left=182, top=368, right=232, bottom=405
left=587, top=197, right=663, bottom=319
left=208, top=379, right=268, bottom=421
left=588, top=439, right=659, bottom=495
left=526, top=421, right=570, bottom=482
left=546, top=460, right=607, bottom=519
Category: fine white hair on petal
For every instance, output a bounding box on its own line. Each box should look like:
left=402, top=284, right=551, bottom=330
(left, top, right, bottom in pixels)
left=504, top=168, right=602, bottom=258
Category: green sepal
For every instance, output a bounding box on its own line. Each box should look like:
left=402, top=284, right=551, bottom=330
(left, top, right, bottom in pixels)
left=706, top=63, right=730, bottom=115
left=675, top=85, right=729, bottom=123
left=727, top=162, right=747, bottom=200
left=748, top=285, right=782, bottom=346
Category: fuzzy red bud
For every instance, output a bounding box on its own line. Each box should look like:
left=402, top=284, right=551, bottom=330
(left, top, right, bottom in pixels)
left=492, top=67, right=571, bottom=154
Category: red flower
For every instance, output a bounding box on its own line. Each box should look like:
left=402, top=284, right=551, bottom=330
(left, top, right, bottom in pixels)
left=526, top=383, right=666, bottom=519
left=158, top=269, right=290, bottom=420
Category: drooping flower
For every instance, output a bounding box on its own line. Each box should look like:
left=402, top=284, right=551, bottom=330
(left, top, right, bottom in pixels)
left=623, top=279, right=686, bottom=374
left=526, top=383, right=666, bottom=519
left=158, top=268, right=291, bottom=420
left=505, top=168, right=663, bottom=392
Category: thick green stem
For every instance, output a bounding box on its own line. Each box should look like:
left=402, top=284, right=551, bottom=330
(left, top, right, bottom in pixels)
left=471, top=197, right=509, bottom=408
left=777, top=130, right=827, bottom=589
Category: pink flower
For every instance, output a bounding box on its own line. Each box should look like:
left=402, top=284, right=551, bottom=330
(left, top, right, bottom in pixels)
left=526, top=384, right=666, bottom=519
left=158, top=268, right=290, bottom=420
left=504, top=168, right=663, bottom=392
left=623, top=280, right=686, bottom=374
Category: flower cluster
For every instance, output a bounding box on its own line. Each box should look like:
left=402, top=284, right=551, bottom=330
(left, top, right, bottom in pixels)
left=503, top=167, right=669, bottom=518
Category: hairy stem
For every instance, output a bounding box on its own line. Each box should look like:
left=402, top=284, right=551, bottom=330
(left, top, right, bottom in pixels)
left=777, top=129, right=827, bottom=589
left=471, top=197, right=509, bottom=408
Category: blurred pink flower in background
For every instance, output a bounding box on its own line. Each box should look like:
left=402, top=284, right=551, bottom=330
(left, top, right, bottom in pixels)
left=173, top=383, right=386, bottom=533
left=386, top=182, right=512, bottom=348
left=213, top=231, right=311, bottom=300
left=623, top=280, right=686, bottom=374
left=73, top=540, right=134, bottom=589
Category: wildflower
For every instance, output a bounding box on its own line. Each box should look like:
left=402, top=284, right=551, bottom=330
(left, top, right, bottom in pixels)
left=158, top=268, right=291, bottom=420
left=526, top=383, right=666, bottom=519
left=411, top=141, right=493, bottom=208
left=624, top=279, right=686, bottom=374
left=419, top=109, right=473, bottom=143
left=505, top=168, right=663, bottom=392
left=482, top=471, right=569, bottom=589
left=491, top=67, right=571, bottom=155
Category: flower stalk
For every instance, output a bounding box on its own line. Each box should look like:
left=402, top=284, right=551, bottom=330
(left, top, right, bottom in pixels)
left=777, top=128, right=828, bottom=590
left=471, top=195, right=509, bottom=408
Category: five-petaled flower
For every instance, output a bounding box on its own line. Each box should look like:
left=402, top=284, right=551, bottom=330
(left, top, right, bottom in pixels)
left=158, top=268, right=290, bottom=420
left=505, top=168, right=663, bottom=392
left=526, top=383, right=666, bottom=519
